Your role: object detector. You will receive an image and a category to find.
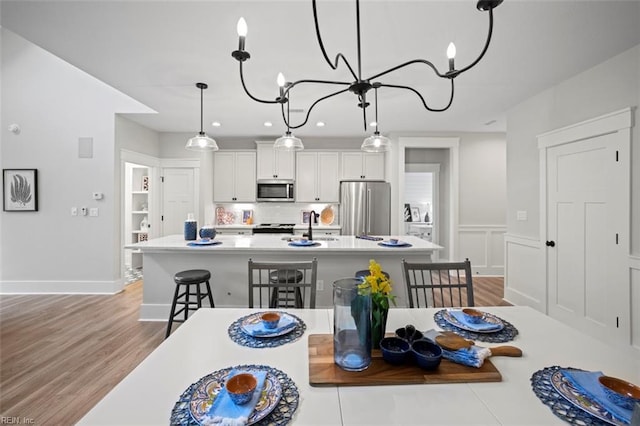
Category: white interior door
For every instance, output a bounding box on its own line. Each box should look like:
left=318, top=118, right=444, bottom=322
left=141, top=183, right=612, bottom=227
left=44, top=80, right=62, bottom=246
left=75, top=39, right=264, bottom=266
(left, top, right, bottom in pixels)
left=162, top=168, right=195, bottom=236
left=546, top=132, right=626, bottom=344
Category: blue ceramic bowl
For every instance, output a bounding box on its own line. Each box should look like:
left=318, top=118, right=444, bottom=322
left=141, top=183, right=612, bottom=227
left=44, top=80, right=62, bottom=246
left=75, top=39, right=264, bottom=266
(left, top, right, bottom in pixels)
left=380, top=337, right=411, bottom=365
left=599, top=375, right=640, bottom=410
left=226, top=373, right=257, bottom=405
left=411, top=338, right=442, bottom=370
left=261, top=312, right=281, bottom=330
left=395, top=327, right=424, bottom=343
left=462, top=308, right=484, bottom=324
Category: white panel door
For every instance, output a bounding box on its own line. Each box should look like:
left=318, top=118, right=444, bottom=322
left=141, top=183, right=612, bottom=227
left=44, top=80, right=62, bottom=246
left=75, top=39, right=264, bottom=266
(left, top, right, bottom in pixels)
left=547, top=133, right=626, bottom=344
left=161, top=168, right=195, bottom=236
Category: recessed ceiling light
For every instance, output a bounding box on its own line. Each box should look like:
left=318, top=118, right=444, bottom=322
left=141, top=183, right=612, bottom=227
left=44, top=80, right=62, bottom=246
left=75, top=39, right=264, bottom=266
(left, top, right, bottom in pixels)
left=264, top=121, right=273, bottom=127
left=316, top=121, right=325, bottom=127
left=211, top=121, right=221, bottom=127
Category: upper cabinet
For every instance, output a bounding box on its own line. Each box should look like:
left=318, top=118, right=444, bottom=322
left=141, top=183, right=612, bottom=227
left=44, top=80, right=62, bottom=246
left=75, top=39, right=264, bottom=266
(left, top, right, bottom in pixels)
left=213, top=151, right=256, bottom=202
left=256, top=141, right=295, bottom=180
left=296, top=151, right=340, bottom=202
left=340, top=151, right=385, bottom=181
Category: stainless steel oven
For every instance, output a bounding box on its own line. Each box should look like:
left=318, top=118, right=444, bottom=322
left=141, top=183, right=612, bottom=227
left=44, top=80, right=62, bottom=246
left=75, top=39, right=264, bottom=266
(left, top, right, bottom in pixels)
left=256, top=180, right=295, bottom=202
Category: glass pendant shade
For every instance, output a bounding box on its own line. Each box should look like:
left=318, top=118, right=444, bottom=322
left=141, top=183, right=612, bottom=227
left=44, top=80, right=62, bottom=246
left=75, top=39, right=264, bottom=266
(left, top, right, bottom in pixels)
left=361, top=132, right=390, bottom=152
left=274, top=132, right=304, bottom=150
left=185, top=132, right=219, bottom=151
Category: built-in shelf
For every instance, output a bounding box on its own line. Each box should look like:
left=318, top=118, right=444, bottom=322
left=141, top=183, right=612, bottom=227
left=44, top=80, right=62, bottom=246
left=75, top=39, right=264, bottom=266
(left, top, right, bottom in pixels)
left=132, top=230, right=148, bottom=234
left=132, top=210, right=149, bottom=214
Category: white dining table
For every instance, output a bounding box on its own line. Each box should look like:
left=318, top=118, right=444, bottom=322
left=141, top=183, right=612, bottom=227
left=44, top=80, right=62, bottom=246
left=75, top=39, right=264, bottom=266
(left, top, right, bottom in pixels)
left=78, top=306, right=640, bottom=425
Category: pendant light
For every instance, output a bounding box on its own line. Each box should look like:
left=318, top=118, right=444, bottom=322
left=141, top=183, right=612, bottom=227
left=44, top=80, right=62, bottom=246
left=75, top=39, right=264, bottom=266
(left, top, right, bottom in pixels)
left=185, top=82, right=219, bottom=151
left=361, top=88, right=390, bottom=152
left=274, top=74, right=304, bottom=151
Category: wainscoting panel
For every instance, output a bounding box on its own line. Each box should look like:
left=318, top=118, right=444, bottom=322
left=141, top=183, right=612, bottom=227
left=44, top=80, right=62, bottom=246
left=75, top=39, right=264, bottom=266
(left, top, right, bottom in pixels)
left=631, top=256, right=640, bottom=354
left=458, top=225, right=506, bottom=276
left=504, top=234, right=545, bottom=312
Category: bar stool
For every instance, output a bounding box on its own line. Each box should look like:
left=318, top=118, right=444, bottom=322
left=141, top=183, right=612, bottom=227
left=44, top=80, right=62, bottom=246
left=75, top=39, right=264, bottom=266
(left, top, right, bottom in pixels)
left=166, top=269, right=214, bottom=338
left=269, top=269, right=304, bottom=308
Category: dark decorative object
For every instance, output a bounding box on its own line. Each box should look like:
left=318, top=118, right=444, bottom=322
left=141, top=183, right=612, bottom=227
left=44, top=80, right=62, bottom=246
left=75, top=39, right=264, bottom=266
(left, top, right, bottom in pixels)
left=231, top=0, right=503, bottom=138
left=3, top=169, right=38, bottom=212
left=404, top=204, right=412, bottom=222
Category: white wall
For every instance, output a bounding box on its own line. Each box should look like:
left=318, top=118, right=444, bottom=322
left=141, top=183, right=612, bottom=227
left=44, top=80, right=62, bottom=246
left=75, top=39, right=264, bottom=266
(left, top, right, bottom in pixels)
left=0, top=29, right=153, bottom=293
left=505, top=43, right=640, bottom=324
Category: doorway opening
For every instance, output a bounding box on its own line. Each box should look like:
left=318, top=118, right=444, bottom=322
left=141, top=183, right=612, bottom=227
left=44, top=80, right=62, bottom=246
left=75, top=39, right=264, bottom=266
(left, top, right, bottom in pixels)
left=404, top=163, right=439, bottom=247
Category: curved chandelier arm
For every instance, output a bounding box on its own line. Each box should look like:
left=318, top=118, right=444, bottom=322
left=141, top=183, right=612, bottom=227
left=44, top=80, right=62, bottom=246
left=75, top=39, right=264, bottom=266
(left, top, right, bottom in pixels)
left=238, top=61, right=281, bottom=104
left=455, top=8, right=495, bottom=75
left=378, top=80, right=455, bottom=112
left=284, top=78, right=351, bottom=98
left=281, top=87, right=351, bottom=129
left=368, top=58, right=447, bottom=82
left=312, top=0, right=358, bottom=81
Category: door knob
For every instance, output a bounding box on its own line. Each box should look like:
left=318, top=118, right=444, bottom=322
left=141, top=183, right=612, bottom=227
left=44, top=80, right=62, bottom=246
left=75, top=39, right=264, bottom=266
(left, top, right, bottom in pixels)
left=545, top=240, right=555, bottom=247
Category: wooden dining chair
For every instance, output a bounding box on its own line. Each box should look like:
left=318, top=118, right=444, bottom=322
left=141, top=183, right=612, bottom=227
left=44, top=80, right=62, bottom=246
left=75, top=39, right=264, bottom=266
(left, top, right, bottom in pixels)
left=248, top=258, right=318, bottom=308
left=401, top=258, right=474, bottom=308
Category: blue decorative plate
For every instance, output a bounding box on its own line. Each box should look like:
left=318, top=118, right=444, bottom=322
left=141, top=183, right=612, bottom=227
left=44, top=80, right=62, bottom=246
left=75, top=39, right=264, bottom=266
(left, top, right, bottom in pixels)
left=442, top=309, right=504, bottom=333
left=240, top=312, right=298, bottom=338
left=378, top=240, right=412, bottom=247
left=551, top=370, right=626, bottom=426
left=187, top=239, right=222, bottom=246
left=288, top=240, right=318, bottom=247
left=189, top=366, right=282, bottom=425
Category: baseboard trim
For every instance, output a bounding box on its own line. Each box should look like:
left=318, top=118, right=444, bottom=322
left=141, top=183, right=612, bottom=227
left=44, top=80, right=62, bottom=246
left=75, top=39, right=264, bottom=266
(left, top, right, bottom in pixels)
left=0, top=279, right=123, bottom=294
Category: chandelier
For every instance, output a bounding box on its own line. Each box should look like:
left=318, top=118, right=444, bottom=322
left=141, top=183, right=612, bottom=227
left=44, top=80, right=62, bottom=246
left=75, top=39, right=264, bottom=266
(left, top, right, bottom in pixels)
left=231, top=0, right=503, bottom=151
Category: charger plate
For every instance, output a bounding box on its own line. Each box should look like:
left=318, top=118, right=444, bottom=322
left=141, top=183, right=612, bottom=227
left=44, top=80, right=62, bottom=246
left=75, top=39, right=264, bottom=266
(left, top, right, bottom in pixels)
left=171, top=364, right=299, bottom=426
left=229, top=312, right=306, bottom=348
left=434, top=309, right=518, bottom=343
left=531, top=366, right=623, bottom=426
left=240, top=312, right=298, bottom=338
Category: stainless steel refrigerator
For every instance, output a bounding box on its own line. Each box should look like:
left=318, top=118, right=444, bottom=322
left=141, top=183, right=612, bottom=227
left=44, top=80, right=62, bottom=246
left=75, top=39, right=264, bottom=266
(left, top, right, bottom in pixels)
left=340, top=181, right=391, bottom=236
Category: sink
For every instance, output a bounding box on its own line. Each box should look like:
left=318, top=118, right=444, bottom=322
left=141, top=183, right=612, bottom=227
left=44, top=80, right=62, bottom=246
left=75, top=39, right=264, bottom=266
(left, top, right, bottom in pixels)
left=281, top=236, right=337, bottom=242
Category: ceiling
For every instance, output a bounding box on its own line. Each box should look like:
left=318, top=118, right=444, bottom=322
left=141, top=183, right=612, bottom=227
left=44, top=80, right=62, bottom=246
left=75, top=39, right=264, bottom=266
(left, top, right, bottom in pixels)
left=2, top=1, right=640, bottom=140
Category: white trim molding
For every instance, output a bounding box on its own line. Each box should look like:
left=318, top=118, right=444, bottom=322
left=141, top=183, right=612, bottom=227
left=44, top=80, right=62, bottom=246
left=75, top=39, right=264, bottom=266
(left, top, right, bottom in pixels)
left=458, top=225, right=506, bottom=275
left=630, top=255, right=640, bottom=354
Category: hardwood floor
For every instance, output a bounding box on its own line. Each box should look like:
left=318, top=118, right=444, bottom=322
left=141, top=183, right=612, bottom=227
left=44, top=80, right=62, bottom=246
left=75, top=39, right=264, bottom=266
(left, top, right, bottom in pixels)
left=0, top=276, right=507, bottom=424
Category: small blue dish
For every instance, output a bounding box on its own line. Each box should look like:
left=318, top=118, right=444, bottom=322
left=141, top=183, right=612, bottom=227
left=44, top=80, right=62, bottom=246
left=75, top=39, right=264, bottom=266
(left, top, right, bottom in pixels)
left=411, top=339, right=442, bottom=370
left=225, top=373, right=257, bottom=405
left=599, top=375, right=640, bottom=410
left=462, top=308, right=485, bottom=324
left=379, top=337, right=411, bottom=365
left=261, top=312, right=281, bottom=330
left=395, top=327, right=424, bottom=343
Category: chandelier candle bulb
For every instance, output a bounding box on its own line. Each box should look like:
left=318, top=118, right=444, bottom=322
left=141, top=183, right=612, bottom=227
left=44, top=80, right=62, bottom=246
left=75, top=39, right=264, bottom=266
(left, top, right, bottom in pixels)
left=447, top=42, right=456, bottom=71
left=277, top=72, right=285, bottom=98
left=237, top=17, right=247, bottom=50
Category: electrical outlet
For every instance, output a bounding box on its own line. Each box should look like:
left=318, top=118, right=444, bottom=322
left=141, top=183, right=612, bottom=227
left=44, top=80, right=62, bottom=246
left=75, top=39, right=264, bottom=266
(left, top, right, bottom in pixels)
left=516, top=210, right=528, bottom=221
left=71, top=207, right=78, bottom=216
left=89, top=208, right=99, bottom=217
left=317, top=280, right=324, bottom=291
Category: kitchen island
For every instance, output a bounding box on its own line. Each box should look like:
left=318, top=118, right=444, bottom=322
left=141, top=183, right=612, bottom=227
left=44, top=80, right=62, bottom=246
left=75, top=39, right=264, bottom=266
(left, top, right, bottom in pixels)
left=127, top=234, right=441, bottom=320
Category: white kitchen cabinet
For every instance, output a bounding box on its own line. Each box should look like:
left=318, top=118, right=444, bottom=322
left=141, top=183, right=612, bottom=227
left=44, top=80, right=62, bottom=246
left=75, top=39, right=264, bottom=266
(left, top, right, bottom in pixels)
left=340, top=151, right=385, bottom=180
left=213, top=151, right=256, bottom=202
left=256, top=141, right=295, bottom=180
left=295, top=151, right=339, bottom=202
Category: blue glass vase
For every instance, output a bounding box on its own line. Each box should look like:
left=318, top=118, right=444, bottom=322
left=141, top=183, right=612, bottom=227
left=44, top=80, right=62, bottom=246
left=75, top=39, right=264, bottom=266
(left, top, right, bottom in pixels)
left=184, top=218, right=197, bottom=241
left=333, top=278, right=372, bottom=371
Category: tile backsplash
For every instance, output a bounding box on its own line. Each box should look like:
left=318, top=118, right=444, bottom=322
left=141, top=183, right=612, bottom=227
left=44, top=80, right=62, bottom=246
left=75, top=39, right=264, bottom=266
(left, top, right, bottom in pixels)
left=213, top=203, right=339, bottom=226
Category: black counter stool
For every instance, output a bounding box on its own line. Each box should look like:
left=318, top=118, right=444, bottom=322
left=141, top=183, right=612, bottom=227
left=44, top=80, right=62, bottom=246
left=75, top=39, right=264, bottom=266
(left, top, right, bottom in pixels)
left=355, top=269, right=390, bottom=280
left=166, top=269, right=214, bottom=338
left=269, top=269, right=304, bottom=308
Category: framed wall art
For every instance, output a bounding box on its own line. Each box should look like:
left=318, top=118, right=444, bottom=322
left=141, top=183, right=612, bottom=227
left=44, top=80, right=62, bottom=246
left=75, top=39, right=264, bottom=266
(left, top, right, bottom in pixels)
left=410, top=207, right=421, bottom=222
left=3, top=169, right=38, bottom=212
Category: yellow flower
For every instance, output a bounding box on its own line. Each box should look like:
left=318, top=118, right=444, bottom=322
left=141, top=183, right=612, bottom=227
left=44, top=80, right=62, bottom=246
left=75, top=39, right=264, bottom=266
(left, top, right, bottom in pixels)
left=358, top=259, right=396, bottom=306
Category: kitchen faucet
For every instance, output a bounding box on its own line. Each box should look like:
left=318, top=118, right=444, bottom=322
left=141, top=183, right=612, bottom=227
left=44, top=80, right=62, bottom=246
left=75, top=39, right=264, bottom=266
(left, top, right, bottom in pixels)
left=304, top=210, right=319, bottom=240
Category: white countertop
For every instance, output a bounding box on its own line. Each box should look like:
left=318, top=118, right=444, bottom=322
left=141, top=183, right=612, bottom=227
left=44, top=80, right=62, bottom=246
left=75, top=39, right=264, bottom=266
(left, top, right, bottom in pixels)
left=126, top=234, right=441, bottom=253
left=78, top=306, right=640, bottom=425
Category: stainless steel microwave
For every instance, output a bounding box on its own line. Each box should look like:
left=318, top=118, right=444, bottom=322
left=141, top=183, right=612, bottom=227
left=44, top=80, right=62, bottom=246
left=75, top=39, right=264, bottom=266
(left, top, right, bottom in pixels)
left=256, top=180, right=295, bottom=202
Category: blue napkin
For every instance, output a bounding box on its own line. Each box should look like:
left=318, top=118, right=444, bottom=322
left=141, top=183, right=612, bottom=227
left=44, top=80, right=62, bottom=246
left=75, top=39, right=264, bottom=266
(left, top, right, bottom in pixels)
left=449, top=310, right=502, bottom=331
left=202, top=369, right=268, bottom=426
left=243, top=314, right=296, bottom=337
left=561, top=369, right=632, bottom=424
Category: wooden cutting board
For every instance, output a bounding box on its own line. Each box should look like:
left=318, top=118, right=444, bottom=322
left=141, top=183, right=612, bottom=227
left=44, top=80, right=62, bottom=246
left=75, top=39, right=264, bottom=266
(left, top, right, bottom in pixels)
left=308, top=334, right=502, bottom=386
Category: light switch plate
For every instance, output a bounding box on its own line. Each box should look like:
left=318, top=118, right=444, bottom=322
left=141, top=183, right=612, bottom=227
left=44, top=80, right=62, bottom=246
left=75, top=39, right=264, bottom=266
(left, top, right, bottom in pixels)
left=516, top=210, right=527, bottom=221
left=89, top=208, right=99, bottom=217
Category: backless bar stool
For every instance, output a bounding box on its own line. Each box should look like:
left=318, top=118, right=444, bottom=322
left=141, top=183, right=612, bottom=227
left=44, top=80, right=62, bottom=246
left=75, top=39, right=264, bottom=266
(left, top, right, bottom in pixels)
left=165, top=269, right=214, bottom=338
